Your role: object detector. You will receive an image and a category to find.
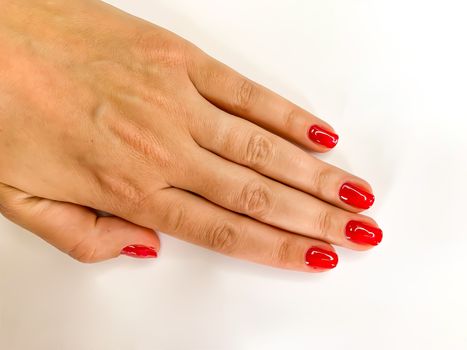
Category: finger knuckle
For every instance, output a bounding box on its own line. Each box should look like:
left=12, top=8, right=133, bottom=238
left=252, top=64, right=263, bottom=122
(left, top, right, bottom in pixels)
left=204, top=221, right=239, bottom=253
left=106, top=117, right=171, bottom=169
left=0, top=194, right=22, bottom=221
left=310, top=166, right=331, bottom=195
left=283, top=108, right=299, bottom=130
left=132, top=30, right=188, bottom=68
left=272, top=237, right=293, bottom=265
left=238, top=180, right=273, bottom=218
left=0, top=201, right=15, bottom=220
left=234, top=78, right=257, bottom=112
left=68, top=237, right=98, bottom=264
left=245, top=133, right=274, bottom=169
left=315, top=210, right=333, bottom=241
left=92, top=171, right=147, bottom=215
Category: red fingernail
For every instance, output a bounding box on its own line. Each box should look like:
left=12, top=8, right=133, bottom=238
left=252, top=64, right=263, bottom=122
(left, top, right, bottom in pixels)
left=121, top=245, right=158, bottom=259
left=307, top=125, right=339, bottom=148
left=346, top=220, right=383, bottom=246
left=339, top=183, right=375, bottom=209
left=305, top=246, right=338, bottom=269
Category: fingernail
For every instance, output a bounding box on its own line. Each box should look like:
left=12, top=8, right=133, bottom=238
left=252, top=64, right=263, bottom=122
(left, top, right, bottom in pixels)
left=307, top=125, right=339, bottom=148
left=121, top=245, right=158, bottom=259
left=346, top=220, right=383, bottom=246
left=339, top=183, right=375, bottom=209
left=305, top=246, right=338, bottom=269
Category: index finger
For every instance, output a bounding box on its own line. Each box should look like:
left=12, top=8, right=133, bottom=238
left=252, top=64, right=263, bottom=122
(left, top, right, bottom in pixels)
left=187, top=50, right=339, bottom=152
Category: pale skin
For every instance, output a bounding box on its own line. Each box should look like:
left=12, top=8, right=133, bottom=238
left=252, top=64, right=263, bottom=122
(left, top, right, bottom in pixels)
left=0, top=0, right=381, bottom=272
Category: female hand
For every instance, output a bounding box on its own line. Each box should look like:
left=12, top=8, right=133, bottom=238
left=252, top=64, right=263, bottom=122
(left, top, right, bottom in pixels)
left=0, top=0, right=381, bottom=271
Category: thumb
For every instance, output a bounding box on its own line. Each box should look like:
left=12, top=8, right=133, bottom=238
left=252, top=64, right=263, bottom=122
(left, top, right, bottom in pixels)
left=0, top=183, right=159, bottom=263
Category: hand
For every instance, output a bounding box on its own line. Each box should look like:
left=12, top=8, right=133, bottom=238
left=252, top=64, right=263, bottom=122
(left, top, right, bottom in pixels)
left=0, top=0, right=381, bottom=271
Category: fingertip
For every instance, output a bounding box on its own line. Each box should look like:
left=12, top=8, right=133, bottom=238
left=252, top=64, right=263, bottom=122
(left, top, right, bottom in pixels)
left=95, top=217, right=160, bottom=260
left=119, top=227, right=161, bottom=259
left=120, top=244, right=158, bottom=259
left=338, top=181, right=375, bottom=211
left=344, top=217, right=383, bottom=249
left=304, top=245, right=338, bottom=270
left=307, top=124, right=339, bottom=151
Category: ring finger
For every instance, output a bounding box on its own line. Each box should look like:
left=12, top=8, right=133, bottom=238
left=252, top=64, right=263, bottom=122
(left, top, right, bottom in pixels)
left=169, top=143, right=382, bottom=249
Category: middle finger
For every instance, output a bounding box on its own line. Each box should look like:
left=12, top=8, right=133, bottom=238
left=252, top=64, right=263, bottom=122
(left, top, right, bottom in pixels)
left=190, top=101, right=375, bottom=212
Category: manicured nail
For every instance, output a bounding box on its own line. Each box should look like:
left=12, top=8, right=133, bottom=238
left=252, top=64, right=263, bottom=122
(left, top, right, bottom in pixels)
left=339, top=183, right=375, bottom=209
left=307, top=125, right=339, bottom=148
left=305, top=246, right=338, bottom=269
left=346, top=220, right=383, bottom=246
left=121, top=245, right=158, bottom=259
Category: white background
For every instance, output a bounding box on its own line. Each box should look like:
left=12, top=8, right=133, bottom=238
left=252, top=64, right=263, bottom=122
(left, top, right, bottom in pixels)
left=1, top=0, right=467, bottom=349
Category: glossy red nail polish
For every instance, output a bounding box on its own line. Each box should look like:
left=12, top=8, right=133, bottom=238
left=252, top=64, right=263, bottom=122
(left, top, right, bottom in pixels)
left=346, top=221, right=383, bottom=246
left=339, top=183, right=375, bottom=209
left=307, top=125, right=339, bottom=148
left=305, top=246, right=338, bottom=269
left=121, top=245, right=158, bottom=259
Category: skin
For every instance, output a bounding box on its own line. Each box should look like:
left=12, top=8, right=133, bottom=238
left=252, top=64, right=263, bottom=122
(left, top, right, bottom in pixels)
left=0, top=0, right=379, bottom=272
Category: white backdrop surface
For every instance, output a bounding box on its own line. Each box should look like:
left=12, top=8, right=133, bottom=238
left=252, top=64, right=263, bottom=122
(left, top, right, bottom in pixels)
left=1, top=1, right=467, bottom=349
